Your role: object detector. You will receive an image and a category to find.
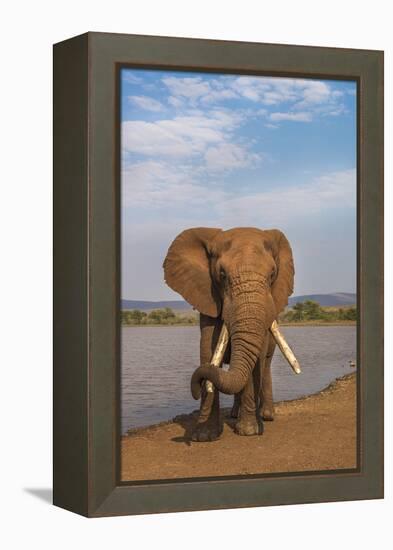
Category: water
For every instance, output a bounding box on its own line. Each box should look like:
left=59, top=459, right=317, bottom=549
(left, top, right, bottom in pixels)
left=121, top=325, right=356, bottom=434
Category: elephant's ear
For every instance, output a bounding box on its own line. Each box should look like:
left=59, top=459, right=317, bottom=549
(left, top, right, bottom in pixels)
left=163, top=228, right=222, bottom=317
left=265, top=229, right=295, bottom=315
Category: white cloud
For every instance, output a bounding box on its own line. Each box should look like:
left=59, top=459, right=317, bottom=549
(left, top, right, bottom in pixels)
left=168, top=95, right=183, bottom=108
left=229, top=76, right=346, bottom=121
left=293, top=80, right=331, bottom=108
left=200, top=88, right=238, bottom=104
left=323, top=105, right=346, bottom=117
left=216, top=169, right=356, bottom=227
left=121, top=71, right=356, bottom=300
left=128, top=95, right=164, bottom=112
left=122, top=72, right=143, bottom=84
left=231, top=76, right=294, bottom=104
left=122, top=110, right=245, bottom=158
left=162, top=76, right=211, bottom=101
left=205, top=143, right=260, bottom=172
left=121, top=160, right=227, bottom=208
left=126, top=72, right=350, bottom=128
left=132, top=74, right=351, bottom=127
left=121, top=168, right=356, bottom=300
left=230, top=77, right=262, bottom=101
left=122, top=159, right=355, bottom=233
left=269, top=111, right=313, bottom=122
left=122, top=120, right=193, bottom=157
left=163, top=76, right=235, bottom=105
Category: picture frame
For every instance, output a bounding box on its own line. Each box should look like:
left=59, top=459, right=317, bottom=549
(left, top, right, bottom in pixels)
left=53, top=32, right=383, bottom=517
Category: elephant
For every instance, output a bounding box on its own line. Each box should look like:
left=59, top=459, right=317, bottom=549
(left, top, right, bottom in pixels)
left=163, top=227, right=294, bottom=441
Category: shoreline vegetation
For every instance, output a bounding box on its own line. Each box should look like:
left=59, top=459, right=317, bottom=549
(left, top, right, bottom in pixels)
left=121, top=300, right=357, bottom=327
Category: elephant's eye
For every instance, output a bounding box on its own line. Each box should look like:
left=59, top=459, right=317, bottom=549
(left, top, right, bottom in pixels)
left=271, top=267, right=277, bottom=282
left=220, top=268, right=227, bottom=281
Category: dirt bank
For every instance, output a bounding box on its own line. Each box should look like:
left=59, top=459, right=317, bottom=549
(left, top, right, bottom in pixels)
left=121, top=373, right=357, bottom=481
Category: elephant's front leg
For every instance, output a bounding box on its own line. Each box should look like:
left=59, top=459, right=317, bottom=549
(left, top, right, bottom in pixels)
left=191, top=382, right=222, bottom=442
left=191, top=314, right=223, bottom=442
left=259, top=334, right=276, bottom=421
left=230, top=392, right=241, bottom=418
left=234, top=366, right=263, bottom=436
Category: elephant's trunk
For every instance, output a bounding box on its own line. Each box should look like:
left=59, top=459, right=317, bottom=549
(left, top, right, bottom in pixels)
left=191, top=272, right=275, bottom=398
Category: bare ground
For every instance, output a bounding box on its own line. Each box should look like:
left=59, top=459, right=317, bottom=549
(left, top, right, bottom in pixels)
left=121, top=373, right=357, bottom=481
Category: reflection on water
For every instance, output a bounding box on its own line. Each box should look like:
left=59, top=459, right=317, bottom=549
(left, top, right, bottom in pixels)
left=121, top=325, right=356, bottom=433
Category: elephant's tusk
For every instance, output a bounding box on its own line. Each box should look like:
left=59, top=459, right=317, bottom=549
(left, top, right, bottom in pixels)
left=270, top=320, right=301, bottom=374
left=206, top=323, right=229, bottom=393
left=205, top=320, right=301, bottom=394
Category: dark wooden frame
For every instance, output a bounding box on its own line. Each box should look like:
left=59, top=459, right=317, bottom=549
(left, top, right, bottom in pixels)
left=53, top=32, right=383, bottom=517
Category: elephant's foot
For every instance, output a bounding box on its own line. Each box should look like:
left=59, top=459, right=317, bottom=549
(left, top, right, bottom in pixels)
left=260, top=404, right=275, bottom=421
left=235, top=416, right=264, bottom=436
left=230, top=402, right=240, bottom=418
left=191, top=418, right=223, bottom=442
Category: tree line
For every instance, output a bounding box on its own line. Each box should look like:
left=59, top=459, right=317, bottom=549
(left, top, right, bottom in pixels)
left=121, top=301, right=356, bottom=326
left=121, top=307, right=198, bottom=326
left=279, top=300, right=356, bottom=323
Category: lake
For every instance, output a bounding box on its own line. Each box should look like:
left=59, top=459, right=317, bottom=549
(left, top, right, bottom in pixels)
left=121, top=325, right=356, bottom=434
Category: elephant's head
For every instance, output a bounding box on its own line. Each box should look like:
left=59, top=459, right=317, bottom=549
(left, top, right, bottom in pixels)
left=163, top=227, right=294, bottom=397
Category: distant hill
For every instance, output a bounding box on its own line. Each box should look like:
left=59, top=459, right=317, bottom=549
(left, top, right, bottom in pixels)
left=121, top=299, right=192, bottom=311
left=122, top=292, right=356, bottom=311
left=288, top=293, right=356, bottom=307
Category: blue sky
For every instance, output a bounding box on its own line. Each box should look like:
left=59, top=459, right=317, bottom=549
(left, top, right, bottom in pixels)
left=121, top=69, right=356, bottom=301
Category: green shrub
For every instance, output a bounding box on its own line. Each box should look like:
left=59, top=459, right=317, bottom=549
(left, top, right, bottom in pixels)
left=280, top=301, right=356, bottom=323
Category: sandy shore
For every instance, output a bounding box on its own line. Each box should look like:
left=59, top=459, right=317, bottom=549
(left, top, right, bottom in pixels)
left=121, top=373, right=357, bottom=482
